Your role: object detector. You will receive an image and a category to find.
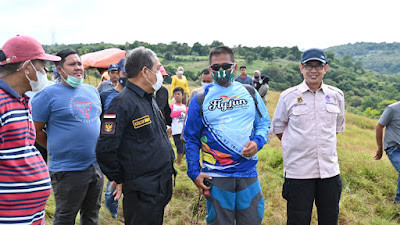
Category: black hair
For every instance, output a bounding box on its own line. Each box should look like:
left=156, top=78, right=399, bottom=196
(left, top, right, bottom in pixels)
left=173, top=87, right=184, bottom=95
left=55, top=49, right=78, bottom=67
left=240, top=66, right=247, bottom=69
left=201, top=68, right=210, bottom=75
left=209, top=46, right=235, bottom=64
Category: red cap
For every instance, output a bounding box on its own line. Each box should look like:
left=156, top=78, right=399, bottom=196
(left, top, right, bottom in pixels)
left=0, top=35, right=61, bottom=65
left=160, top=65, right=169, bottom=76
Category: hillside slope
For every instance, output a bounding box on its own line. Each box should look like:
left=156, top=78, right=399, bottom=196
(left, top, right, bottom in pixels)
left=326, top=42, right=400, bottom=75
left=45, top=90, right=400, bottom=225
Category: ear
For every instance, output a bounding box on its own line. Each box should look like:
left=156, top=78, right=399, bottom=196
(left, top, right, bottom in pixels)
left=141, top=66, right=148, bottom=77
left=299, top=64, right=303, bottom=71
left=233, top=63, right=238, bottom=74
left=324, top=64, right=329, bottom=72
left=23, top=60, right=32, bottom=75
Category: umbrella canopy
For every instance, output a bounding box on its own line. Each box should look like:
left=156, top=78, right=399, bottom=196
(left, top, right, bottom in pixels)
left=81, top=48, right=126, bottom=70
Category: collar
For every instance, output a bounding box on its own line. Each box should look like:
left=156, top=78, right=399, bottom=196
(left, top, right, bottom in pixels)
left=0, top=79, right=23, bottom=99
left=126, top=81, right=153, bottom=98
left=299, top=80, right=327, bottom=94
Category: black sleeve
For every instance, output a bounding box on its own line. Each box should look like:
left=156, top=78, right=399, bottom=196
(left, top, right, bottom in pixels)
left=95, top=97, right=127, bottom=184
left=164, top=98, right=172, bottom=126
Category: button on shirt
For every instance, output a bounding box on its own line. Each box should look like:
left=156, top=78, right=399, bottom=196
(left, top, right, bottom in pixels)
left=271, top=81, right=345, bottom=179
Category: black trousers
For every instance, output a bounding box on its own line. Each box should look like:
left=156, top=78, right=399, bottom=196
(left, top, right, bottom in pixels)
left=282, top=175, right=342, bottom=225
left=123, top=176, right=173, bottom=225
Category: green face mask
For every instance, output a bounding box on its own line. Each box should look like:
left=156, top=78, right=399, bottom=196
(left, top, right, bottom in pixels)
left=61, top=67, right=84, bottom=88
left=212, top=69, right=234, bottom=86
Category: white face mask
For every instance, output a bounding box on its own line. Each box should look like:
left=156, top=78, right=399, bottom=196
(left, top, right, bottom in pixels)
left=145, top=68, right=163, bottom=92
left=25, top=61, right=47, bottom=92
left=201, top=82, right=212, bottom=88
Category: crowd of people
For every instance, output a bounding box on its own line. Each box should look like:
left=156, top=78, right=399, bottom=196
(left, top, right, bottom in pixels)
left=0, top=34, right=399, bottom=225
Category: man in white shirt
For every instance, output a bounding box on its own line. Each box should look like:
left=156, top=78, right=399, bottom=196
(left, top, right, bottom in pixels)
left=271, top=48, right=345, bottom=225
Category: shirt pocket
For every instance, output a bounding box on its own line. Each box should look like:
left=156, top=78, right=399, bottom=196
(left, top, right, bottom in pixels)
left=292, top=106, right=310, bottom=129
left=324, top=104, right=340, bottom=126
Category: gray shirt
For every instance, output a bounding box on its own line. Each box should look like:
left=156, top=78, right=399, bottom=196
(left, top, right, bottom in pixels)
left=379, top=101, right=400, bottom=149
left=97, top=80, right=115, bottom=93
left=235, top=75, right=253, bottom=85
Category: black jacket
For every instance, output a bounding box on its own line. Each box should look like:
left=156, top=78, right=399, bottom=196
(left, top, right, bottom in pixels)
left=96, top=81, right=175, bottom=195
left=155, top=85, right=172, bottom=126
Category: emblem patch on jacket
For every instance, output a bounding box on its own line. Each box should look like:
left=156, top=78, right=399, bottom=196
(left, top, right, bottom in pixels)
left=132, top=115, right=152, bottom=129
left=101, top=121, right=115, bottom=134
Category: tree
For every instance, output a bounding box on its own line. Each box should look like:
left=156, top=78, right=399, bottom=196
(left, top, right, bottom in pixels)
left=210, top=40, right=224, bottom=48
left=261, top=47, right=273, bottom=60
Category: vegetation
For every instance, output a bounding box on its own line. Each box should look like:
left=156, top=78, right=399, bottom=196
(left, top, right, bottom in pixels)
left=327, top=42, right=400, bottom=75
left=43, top=40, right=400, bottom=119
left=44, top=87, right=400, bottom=225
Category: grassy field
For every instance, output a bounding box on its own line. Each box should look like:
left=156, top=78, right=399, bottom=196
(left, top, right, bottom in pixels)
left=44, top=85, right=400, bottom=225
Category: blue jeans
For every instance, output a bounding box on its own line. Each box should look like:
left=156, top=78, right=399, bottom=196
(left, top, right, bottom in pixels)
left=386, top=146, right=400, bottom=203
left=105, top=180, right=119, bottom=218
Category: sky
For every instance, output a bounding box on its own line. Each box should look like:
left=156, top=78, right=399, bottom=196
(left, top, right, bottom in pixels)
left=1, top=0, right=399, bottom=51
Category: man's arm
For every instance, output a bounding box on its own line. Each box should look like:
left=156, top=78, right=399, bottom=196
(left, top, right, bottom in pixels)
left=34, top=121, right=47, bottom=148
left=96, top=99, right=126, bottom=184
left=374, top=123, right=385, bottom=160
left=183, top=95, right=204, bottom=184
left=242, top=90, right=271, bottom=157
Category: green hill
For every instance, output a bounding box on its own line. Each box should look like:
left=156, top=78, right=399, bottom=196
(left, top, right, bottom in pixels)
left=326, top=42, right=400, bottom=75
left=44, top=88, right=400, bottom=225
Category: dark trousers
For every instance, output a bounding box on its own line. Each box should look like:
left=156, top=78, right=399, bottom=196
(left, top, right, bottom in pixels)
left=282, top=175, right=342, bottom=225
left=50, top=165, right=104, bottom=225
left=123, top=176, right=173, bottom=225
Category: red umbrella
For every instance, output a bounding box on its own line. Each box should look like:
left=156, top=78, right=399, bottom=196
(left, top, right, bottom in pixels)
left=81, top=48, right=126, bottom=71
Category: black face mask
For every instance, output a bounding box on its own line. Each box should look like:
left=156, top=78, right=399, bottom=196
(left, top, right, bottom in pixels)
left=119, top=78, right=127, bottom=87
left=254, top=76, right=259, bottom=79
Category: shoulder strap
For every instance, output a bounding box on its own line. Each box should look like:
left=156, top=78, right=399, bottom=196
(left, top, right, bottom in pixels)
left=243, top=84, right=263, bottom=118
left=196, top=90, right=205, bottom=116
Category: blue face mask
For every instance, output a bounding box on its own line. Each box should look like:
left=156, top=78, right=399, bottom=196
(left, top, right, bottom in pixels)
left=61, top=67, right=83, bottom=88
left=178, top=71, right=184, bottom=75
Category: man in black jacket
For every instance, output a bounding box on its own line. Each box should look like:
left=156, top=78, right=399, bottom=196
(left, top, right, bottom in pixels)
left=156, top=85, right=172, bottom=137
left=96, top=46, right=176, bottom=225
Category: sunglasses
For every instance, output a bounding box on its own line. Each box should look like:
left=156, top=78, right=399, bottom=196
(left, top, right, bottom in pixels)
left=210, top=63, right=235, bottom=71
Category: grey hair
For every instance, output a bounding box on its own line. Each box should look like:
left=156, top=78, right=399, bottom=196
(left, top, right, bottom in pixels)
left=125, top=47, right=156, bottom=78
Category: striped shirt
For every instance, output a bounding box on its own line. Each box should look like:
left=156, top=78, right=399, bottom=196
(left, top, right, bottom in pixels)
left=0, top=80, right=51, bottom=225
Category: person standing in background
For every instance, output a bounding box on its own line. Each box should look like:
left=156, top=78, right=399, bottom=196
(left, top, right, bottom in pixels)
left=171, top=66, right=189, bottom=104
left=235, top=65, right=253, bottom=85
left=374, top=101, right=400, bottom=204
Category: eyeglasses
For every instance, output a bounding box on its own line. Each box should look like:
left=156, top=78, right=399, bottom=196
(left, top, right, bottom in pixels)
left=210, top=63, right=235, bottom=71
left=302, top=64, right=325, bottom=71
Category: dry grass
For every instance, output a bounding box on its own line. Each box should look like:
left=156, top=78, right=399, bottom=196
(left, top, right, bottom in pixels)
left=44, top=89, right=400, bottom=225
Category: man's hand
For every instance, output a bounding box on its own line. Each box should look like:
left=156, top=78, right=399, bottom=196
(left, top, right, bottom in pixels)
left=374, top=147, right=383, bottom=160
left=180, top=133, right=185, bottom=143
left=242, top=141, right=258, bottom=157
left=167, top=127, right=172, bottom=139
left=112, top=182, right=123, bottom=200
left=194, top=173, right=212, bottom=194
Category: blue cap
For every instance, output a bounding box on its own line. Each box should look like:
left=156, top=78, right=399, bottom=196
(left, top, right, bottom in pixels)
left=118, top=58, right=125, bottom=72
left=108, top=63, right=119, bottom=71
left=301, top=48, right=327, bottom=64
